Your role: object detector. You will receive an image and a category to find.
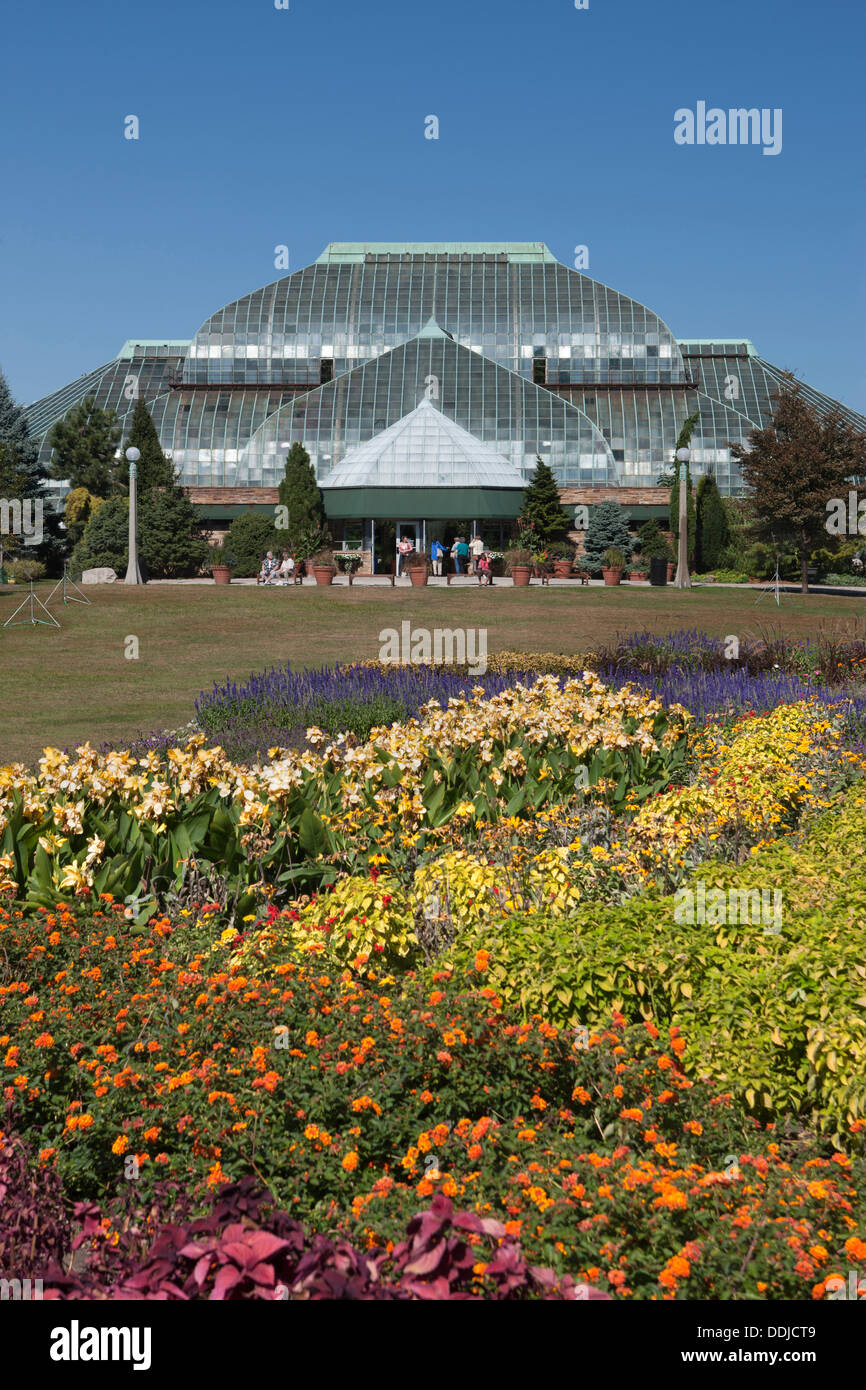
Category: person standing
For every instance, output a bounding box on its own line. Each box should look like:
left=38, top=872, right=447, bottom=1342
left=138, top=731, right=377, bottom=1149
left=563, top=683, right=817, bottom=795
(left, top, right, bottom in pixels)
left=455, top=536, right=469, bottom=575
left=397, top=534, right=413, bottom=577
left=470, top=534, right=484, bottom=574
left=430, top=538, right=444, bottom=576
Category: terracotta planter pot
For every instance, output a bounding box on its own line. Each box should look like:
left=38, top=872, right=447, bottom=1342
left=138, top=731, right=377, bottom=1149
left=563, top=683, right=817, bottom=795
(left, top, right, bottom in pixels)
left=212, top=566, right=232, bottom=585
left=511, top=565, right=532, bottom=586
left=629, top=571, right=649, bottom=582
left=666, top=562, right=675, bottom=582
left=553, top=560, right=573, bottom=578
left=602, top=567, right=623, bottom=586
left=313, top=566, right=336, bottom=586
left=408, top=567, right=428, bottom=586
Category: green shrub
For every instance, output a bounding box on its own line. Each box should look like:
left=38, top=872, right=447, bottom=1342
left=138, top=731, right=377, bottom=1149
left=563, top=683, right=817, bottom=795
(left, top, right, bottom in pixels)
left=7, top=557, right=46, bottom=583
left=225, top=512, right=282, bottom=577
left=448, top=780, right=866, bottom=1137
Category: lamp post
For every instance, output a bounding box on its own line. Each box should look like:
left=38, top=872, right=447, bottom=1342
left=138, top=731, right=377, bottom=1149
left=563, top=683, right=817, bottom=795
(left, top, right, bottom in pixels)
left=673, top=446, right=691, bottom=589
left=124, top=447, right=144, bottom=585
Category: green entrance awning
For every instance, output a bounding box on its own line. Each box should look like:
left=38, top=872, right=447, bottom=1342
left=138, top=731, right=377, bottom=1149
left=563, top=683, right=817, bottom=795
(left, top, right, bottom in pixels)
left=323, top=487, right=524, bottom=521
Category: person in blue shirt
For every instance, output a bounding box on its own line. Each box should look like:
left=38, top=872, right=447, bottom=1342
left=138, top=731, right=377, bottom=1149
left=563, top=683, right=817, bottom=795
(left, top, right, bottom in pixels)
left=430, top=538, right=444, bottom=576
left=453, top=537, right=470, bottom=574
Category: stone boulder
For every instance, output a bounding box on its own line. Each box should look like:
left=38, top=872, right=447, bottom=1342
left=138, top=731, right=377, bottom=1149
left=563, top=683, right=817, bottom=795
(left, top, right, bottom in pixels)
left=81, top=567, right=118, bottom=584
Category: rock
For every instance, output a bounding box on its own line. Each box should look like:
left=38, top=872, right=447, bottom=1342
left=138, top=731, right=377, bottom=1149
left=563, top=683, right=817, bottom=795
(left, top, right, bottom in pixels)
left=81, top=568, right=117, bottom=584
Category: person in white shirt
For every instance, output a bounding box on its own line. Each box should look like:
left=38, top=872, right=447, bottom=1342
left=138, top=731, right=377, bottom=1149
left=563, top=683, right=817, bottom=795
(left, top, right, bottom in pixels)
left=276, top=551, right=296, bottom=585
left=470, top=535, right=484, bottom=574
left=397, top=535, right=413, bottom=576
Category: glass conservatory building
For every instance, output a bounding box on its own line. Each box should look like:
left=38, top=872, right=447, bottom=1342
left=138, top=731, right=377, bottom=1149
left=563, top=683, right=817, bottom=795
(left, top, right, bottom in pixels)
left=27, top=242, right=866, bottom=544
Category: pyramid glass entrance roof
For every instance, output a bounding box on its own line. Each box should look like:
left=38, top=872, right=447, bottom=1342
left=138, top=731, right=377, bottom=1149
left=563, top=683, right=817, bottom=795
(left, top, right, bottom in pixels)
left=319, top=398, right=526, bottom=490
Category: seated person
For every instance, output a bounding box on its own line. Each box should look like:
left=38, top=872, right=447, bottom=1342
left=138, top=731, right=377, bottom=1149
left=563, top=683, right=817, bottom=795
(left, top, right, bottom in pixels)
left=476, top=552, right=492, bottom=585
left=276, top=551, right=295, bottom=584
left=257, top=550, right=279, bottom=584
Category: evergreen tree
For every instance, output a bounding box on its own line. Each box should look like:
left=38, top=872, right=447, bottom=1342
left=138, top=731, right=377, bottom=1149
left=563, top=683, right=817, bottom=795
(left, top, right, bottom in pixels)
left=0, top=367, right=40, bottom=493
left=582, top=499, right=634, bottom=572
left=731, top=377, right=866, bottom=593
left=277, top=442, right=324, bottom=541
left=139, top=487, right=209, bottom=578
left=117, top=398, right=175, bottom=490
left=225, top=512, right=282, bottom=578
left=0, top=370, right=67, bottom=574
left=635, top=518, right=673, bottom=561
left=71, top=496, right=129, bottom=577
left=695, top=474, right=729, bottom=571
left=519, top=457, right=570, bottom=541
left=48, top=395, right=121, bottom=495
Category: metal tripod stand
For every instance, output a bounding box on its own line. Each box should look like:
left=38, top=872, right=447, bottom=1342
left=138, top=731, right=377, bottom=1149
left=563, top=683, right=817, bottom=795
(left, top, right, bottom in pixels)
left=754, top=557, right=787, bottom=608
left=46, top=562, right=91, bottom=607
left=3, top=581, right=61, bottom=628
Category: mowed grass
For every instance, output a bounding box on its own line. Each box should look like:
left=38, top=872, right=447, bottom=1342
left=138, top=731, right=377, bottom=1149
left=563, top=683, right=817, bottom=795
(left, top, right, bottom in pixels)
left=1, top=580, right=863, bottom=766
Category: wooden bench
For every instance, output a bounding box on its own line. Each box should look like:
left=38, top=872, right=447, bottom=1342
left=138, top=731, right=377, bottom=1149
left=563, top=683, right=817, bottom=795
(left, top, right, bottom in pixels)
left=346, top=565, right=396, bottom=587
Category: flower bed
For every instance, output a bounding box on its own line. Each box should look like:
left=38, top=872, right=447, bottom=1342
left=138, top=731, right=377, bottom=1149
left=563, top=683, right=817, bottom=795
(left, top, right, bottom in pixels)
left=3, top=633, right=866, bottom=1300
left=1, top=915, right=863, bottom=1300
left=0, top=675, right=689, bottom=916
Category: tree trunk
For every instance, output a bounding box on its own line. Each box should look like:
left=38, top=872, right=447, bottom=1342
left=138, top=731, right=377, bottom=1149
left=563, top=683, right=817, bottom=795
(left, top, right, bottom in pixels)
left=801, top=550, right=809, bottom=595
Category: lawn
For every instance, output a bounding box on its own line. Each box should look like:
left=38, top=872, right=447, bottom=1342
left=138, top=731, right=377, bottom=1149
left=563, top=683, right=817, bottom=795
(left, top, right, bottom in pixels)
left=2, top=580, right=864, bottom=764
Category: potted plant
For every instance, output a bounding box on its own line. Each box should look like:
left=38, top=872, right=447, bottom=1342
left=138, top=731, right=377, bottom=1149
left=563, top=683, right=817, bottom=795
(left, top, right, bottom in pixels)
left=628, top=551, right=649, bottom=581
left=505, top=547, right=533, bottom=587
left=335, top=551, right=363, bottom=580
left=206, top=545, right=236, bottom=585
left=635, top=520, right=674, bottom=584
left=311, top=547, right=337, bottom=585
left=403, top=552, right=429, bottom=587
left=550, top=545, right=575, bottom=579
left=601, top=546, right=626, bottom=586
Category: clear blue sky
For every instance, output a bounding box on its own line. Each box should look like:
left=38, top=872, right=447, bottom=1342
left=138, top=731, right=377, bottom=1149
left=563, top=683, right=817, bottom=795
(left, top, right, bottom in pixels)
left=2, top=0, right=863, bottom=412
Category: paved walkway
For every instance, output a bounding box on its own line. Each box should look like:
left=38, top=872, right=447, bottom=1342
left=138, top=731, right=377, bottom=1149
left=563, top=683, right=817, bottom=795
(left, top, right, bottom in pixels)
left=144, top=576, right=866, bottom=595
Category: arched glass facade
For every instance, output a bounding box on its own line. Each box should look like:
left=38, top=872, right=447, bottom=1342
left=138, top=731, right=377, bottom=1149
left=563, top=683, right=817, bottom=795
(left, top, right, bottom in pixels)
left=26, top=244, right=866, bottom=500
left=239, top=331, right=616, bottom=489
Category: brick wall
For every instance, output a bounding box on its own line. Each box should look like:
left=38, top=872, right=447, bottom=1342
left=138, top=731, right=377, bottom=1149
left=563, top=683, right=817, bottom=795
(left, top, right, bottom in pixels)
left=560, top=486, right=671, bottom=506
left=189, top=487, right=280, bottom=505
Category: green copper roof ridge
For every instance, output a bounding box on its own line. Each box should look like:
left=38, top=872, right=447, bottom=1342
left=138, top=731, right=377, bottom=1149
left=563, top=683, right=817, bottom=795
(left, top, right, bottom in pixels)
left=314, top=242, right=557, bottom=264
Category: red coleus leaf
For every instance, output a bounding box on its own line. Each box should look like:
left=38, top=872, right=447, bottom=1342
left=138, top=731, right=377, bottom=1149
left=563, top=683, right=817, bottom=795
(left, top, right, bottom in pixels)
left=243, top=1231, right=292, bottom=1265
left=211, top=1265, right=242, bottom=1300
left=403, top=1238, right=447, bottom=1277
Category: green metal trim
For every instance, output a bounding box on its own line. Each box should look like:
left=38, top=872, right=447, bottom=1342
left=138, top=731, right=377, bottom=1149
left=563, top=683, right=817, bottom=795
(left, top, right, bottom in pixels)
left=323, top=487, right=524, bottom=520
left=617, top=504, right=671, bottom=520
left=193, top=504, right=277, bottom=520
left=314, top=243, right=558, bottom=265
